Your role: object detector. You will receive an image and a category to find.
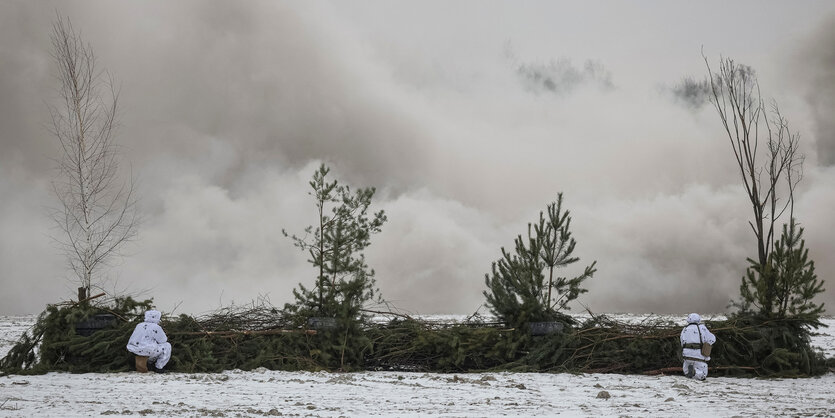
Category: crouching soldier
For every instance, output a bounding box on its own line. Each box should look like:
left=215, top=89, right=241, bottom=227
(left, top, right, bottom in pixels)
left=680, top=313, right=716, bottom=380
left=127, top=310, right=171, bottom=373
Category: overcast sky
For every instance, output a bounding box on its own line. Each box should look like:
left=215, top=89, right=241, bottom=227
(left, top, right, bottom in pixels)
left=2, top=1, right=834, bottom=316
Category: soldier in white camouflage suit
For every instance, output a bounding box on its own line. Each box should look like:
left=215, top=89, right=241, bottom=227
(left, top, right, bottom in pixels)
left=126, top=310, right=171, bottom=372
left=680, top=313, right=716, bottom=380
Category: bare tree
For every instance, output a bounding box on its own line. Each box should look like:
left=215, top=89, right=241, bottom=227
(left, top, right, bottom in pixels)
left=703, top=54, right=804, bottom=315
left=48, top=16, right=138, bottom=302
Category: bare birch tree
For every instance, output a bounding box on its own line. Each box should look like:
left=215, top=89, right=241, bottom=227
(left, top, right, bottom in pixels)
left=703, top=54, right=804, bottom=316
left=48, top=16, right=138, bottom=302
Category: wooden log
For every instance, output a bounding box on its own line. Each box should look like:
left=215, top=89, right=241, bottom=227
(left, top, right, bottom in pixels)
left=80, top=292, right=106, bottom=304
left=172, top=329, right=317, bottom=337
left=643, top=365, right=758, bottom=375
left=56, top=292, right=107, bottom=307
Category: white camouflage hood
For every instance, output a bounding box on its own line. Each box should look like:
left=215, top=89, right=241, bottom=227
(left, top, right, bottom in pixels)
left=144, top=310, right=161, bottom=324
left=687, top=313, right=701, bottom=324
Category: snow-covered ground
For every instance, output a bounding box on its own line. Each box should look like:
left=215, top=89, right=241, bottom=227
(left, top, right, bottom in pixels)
left=0, top=316, right=34, bottom=359
left=2, top=315, right=834, bottom=417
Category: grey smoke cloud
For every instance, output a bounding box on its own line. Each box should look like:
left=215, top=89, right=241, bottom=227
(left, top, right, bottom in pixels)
left=517, top=59, right=613, bottom=95
left=667, top=77, right=712, bottom=109
left=801, top=14, right=835, bottom=166
left=1, top=1, right=834, bottom=316
left=506, top=44, right=614, bottom=96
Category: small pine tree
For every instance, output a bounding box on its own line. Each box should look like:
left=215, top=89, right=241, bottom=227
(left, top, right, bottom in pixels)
left=772, top=220, right=824, bottom=321
left=736, top=219, right=825, bottom=324
left=537, top=194, right=596, bottom=311
left=484, top=194, right=596, bottom=328
left=483, top=225, right=548, bottom=327
left=283, top=164, right=387, bottom=320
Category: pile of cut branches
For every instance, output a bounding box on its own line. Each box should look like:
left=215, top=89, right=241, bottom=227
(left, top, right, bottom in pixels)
left=163, top=305, right=319, bottom=373
left=365, top=318, right=518, bottom=372
left=709, top=315, right=828, bottom=377
left=365, top=313, right=828, bottom=377
left=0, top=298, right=323, bottom=374
left=0, top=296, right=153, bottom=374
left=518, top=314, right=684, bottom=374
left=2, top=299, right=828, bottom=377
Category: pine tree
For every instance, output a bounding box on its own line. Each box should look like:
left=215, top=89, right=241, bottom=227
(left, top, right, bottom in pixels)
left=484, top=194, right=596, bottom=327
left=283, top=164, right=387, bottom=319
left=737, top=219, right=825, bottom=324
left=537, top=194, right=596, bottom=311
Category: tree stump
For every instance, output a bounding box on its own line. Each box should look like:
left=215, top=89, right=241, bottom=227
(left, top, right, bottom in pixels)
left=135, top=356, right=149, bottom=373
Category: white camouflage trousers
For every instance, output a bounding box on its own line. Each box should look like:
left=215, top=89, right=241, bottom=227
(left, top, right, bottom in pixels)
left=682, top=359, right=708, bottom=380
left=148, top=342, right=172, bottom=369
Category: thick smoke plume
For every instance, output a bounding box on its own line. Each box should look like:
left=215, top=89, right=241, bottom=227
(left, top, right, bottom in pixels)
left=802, top=14, right=835, bottom=166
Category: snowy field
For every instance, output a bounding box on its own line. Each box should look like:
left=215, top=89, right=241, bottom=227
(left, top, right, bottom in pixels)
left=1, top=315, right=834, bottom=417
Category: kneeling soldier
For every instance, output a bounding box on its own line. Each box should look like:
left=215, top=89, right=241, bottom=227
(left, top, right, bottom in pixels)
left=680, top=313, right=716, bottom=380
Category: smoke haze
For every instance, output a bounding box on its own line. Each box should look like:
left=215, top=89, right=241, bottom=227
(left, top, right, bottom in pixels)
left=801, top=14, right=835, bottom=166
left=1, top=1, right=834, bottom=316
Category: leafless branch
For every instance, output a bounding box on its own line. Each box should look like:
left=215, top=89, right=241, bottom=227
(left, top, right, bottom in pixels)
left=703, top=51, right=804, bottom=314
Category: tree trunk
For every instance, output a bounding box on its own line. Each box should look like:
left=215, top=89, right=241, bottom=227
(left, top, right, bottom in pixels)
left=546, top=266, right=554, bottom=310
left=77, top=286, right=88, bottom=303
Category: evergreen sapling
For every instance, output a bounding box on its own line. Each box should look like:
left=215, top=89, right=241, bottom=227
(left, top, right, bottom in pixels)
left=483, top=193, right=596, bottom=329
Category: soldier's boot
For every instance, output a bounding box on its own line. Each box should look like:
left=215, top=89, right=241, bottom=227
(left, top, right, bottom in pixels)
left=685, top=364, right=695, bottom=378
